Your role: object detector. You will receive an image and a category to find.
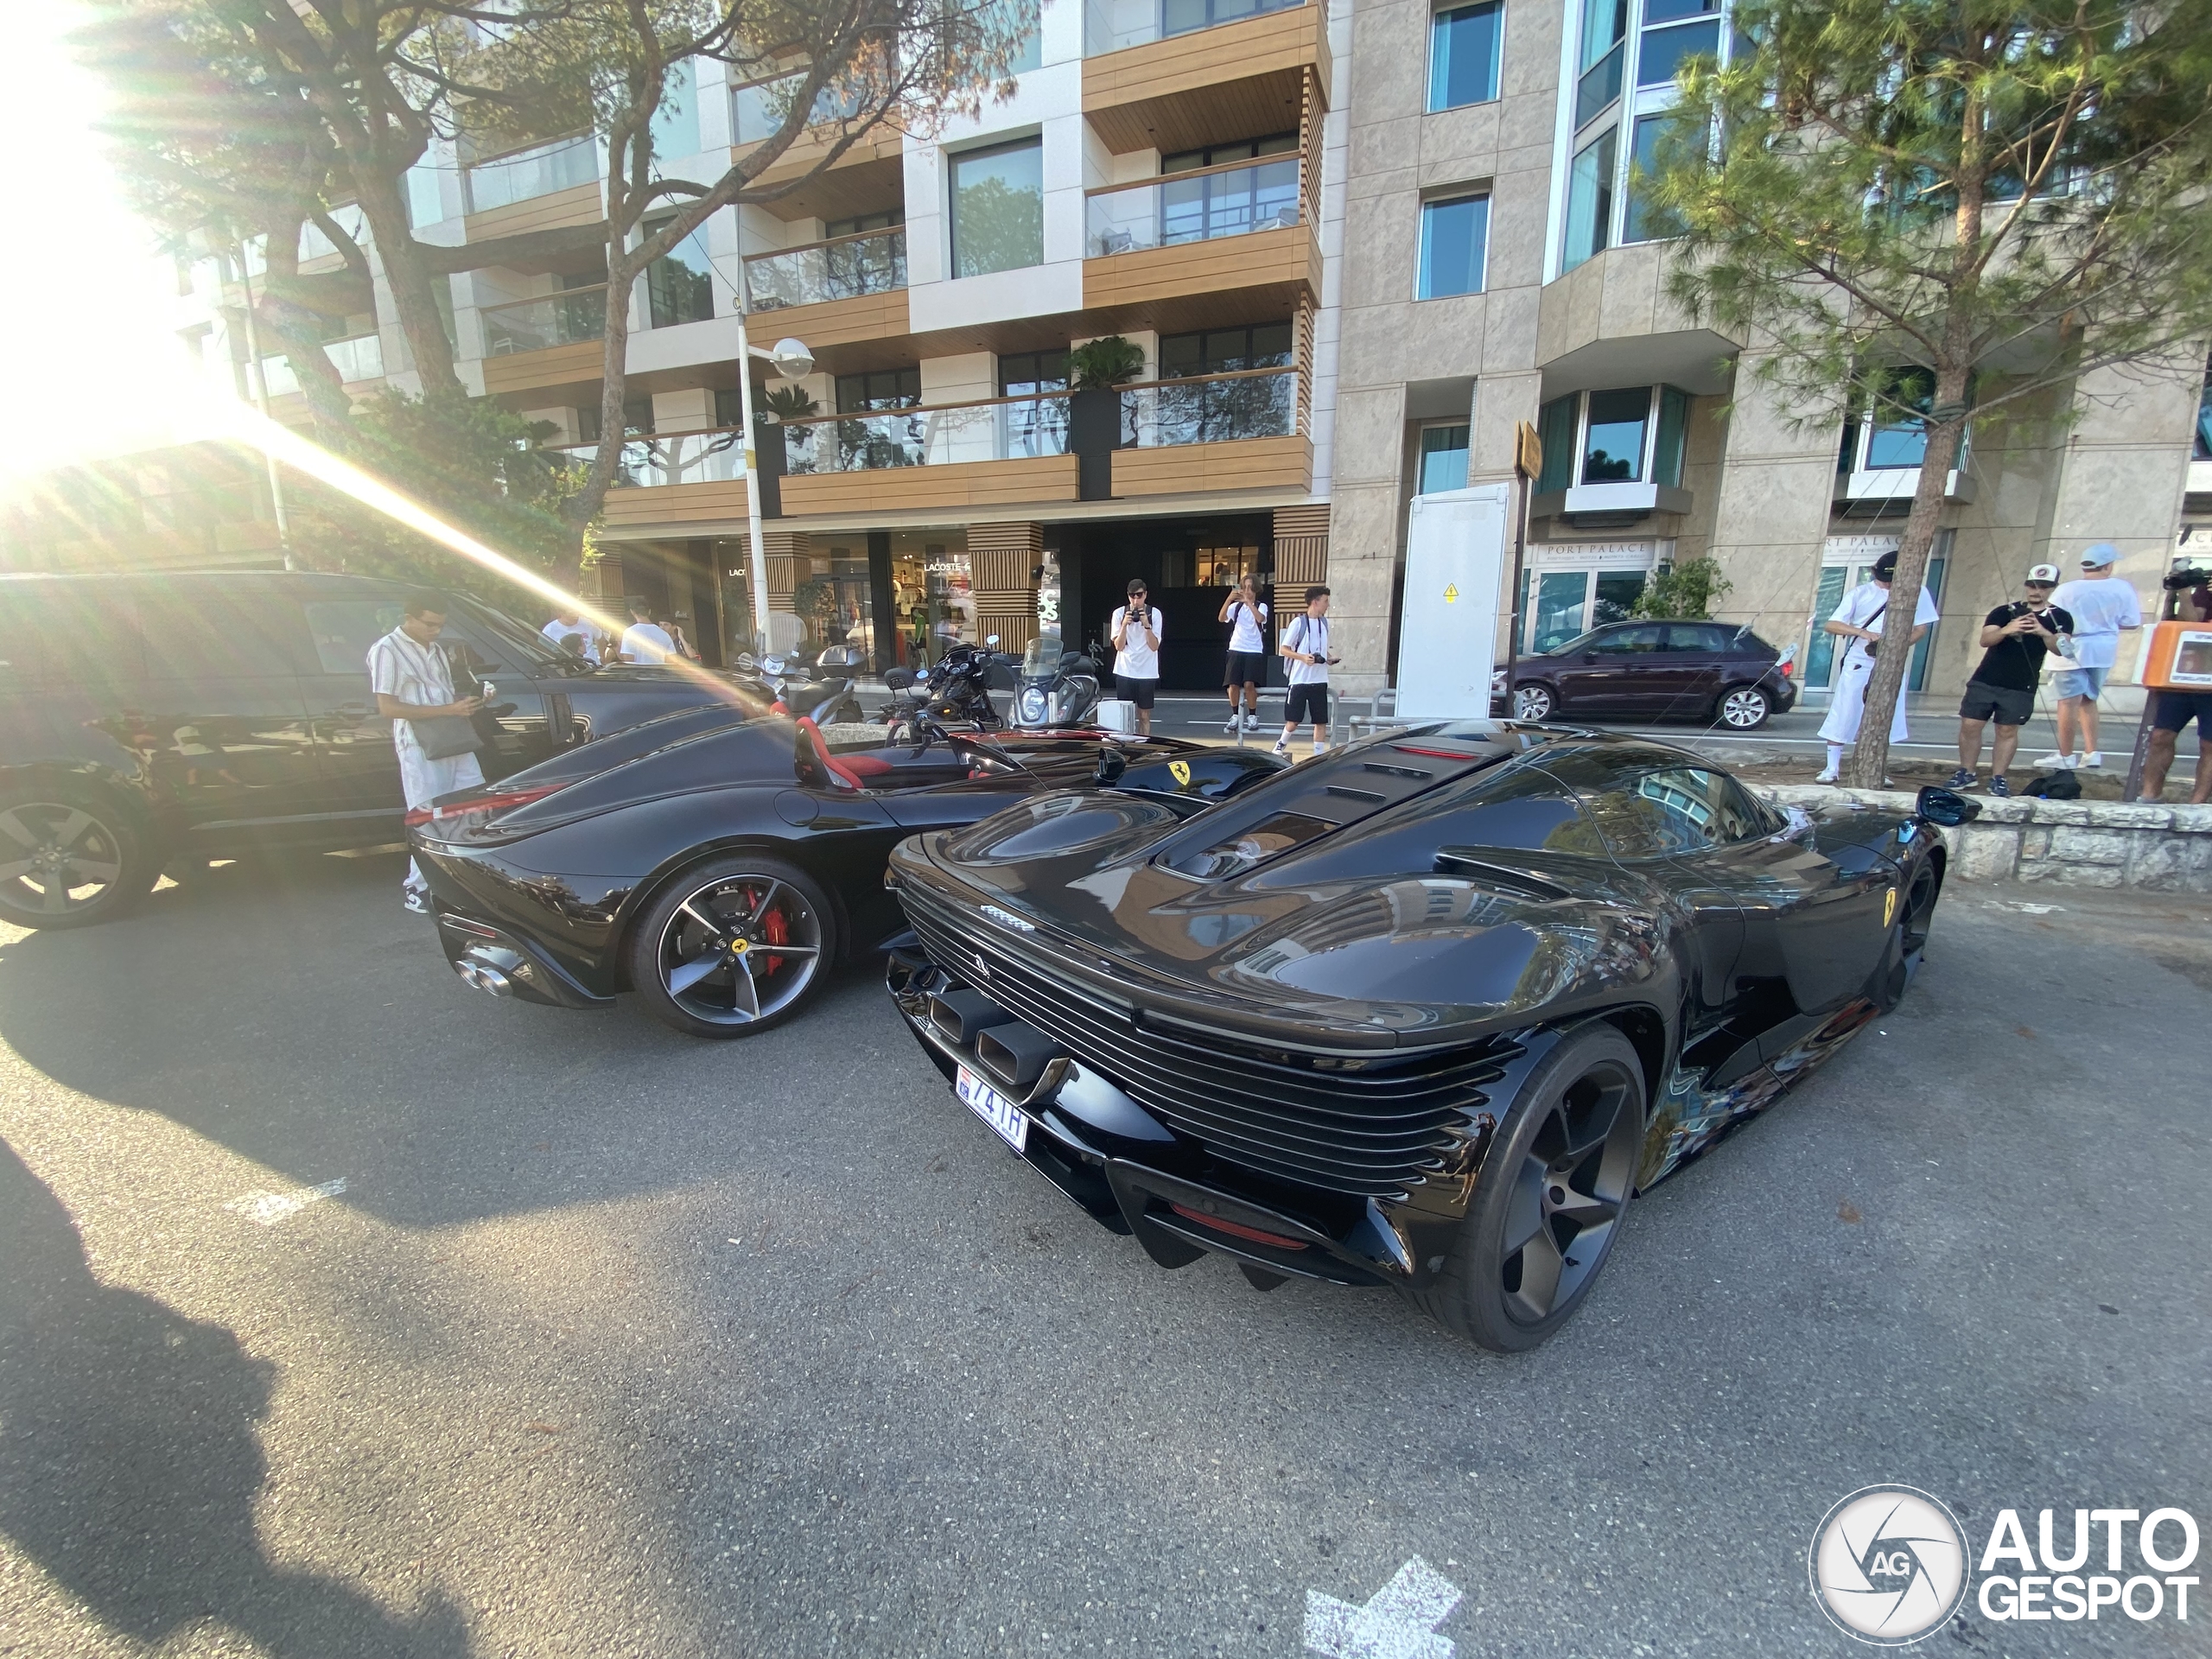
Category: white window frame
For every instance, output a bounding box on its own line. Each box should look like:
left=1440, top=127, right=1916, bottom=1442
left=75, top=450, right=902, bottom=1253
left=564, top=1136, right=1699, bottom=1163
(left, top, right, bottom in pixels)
left=1414, top=191, right=1493, bottom=301
left=1426, top=0, right=1507, bottom=115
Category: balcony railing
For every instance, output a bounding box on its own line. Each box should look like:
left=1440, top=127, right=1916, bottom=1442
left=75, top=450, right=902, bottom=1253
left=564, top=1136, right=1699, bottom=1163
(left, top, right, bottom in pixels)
left=1086, top=0, right=1306, bottom=54
left=482, top=285, right=607, bottom=356
left=550, top=429, right=746, bottom=488
left=1121, top=366, right=1298, bottom=446
left=744, top=227, right=907, bottom=311
left=463, top=135, right=598, bottom=215
left=1085, top=158, right=1301, bottom=257
left=780, top=391, right=1072, bottom=474
left=730, top=73, right=869, bottom=147
left=260, top=332, right=384, bottom=396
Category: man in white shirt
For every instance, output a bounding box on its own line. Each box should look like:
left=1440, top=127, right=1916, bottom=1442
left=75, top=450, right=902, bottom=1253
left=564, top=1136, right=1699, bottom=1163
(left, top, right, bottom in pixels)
left=1815, top=550, right=1940, bottom=782
left=368, top=590, right=485, bottom=914
left=1217, top=574, right=1269, bottom=733
left=1109, top=578, right=1163, bottom=736
left=1274, top=586, right=1338, bottom=756
left=619, top=597, right=677, bottom=664
left=539, top=607, right=599, bottom=663
left=2039, top=543, right=2144, bottom=769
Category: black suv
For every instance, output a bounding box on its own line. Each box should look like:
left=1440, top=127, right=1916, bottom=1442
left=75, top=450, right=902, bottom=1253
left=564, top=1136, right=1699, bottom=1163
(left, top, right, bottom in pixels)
left=1503, top=620, right=1798, bottom=730
left=0, top=570, right=736, bottom=929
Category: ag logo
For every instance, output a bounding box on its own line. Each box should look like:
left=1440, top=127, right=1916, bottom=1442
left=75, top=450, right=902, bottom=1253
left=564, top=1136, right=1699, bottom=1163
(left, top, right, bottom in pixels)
left=1169, top=760, right=1192, bottom=787
left=1809, top=1485, right=1970, bottom=1644
left=1883, top=887, right=1897, bottom=927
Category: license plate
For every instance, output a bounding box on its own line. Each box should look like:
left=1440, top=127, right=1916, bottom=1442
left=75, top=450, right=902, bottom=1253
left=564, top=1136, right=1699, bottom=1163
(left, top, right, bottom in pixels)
left=956, top=1065, right=1028, bottom=1154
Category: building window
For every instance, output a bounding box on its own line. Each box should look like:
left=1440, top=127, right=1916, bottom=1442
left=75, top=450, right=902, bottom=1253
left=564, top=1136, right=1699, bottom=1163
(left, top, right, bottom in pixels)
left=1417, top=194, right=1491, bottom=299
left=1427, top=2, right=1503, bottom=112
left=1000, top=350, right=1070, bottom=458
left=644, top=214, right=714, bottom=327
left=997, top=350, right=1070, bottom=397
left=950, top=137, right=1045, bottom=278
left=2197, top=358, right=2212, bottom=461
left=836, top=368, right=921, bottom=412
left=1159, top=323, right=1294, bottom=375
left=1623, top=112, right=1686, bottom=243
left=1864, top=369, right=1936, bottom=468
left=827, top=210, right=902, bottom=239
left=1638, top=0, right=1720, bottom=89
left=1582, top=387, right=1649, bottom=482
left=1535, top=395, right=1577, bottom=492
left=1161, top=134, right=1300, bottom=242
left=1577, top=0, right=1628, bottom=129
left=1563, top=127, right=1616, bottom=271
left=1418, top=424, right=1471, bottom=493
left=989, top=0, right=1043, bottom=75
left=650, top=58, right=698, bottom=159
left=1162, top=0, right=1302, bottom=39
left=713, top=388, right=746, bottom=429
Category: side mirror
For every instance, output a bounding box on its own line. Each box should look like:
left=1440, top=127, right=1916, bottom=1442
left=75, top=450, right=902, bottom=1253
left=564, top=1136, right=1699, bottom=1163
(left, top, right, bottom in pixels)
left=1914, top=785, right=1981, bottom=827
left=1094, top=747, right=1128, bottom=786
left=1582, top=651, right=1600, bottom=663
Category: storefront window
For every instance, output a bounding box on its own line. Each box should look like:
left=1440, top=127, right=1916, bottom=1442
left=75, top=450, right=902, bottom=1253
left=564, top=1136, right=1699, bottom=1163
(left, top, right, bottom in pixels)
left=887, top=537, right=975, bottom=666
left=714, top=538, right=757, bottom=658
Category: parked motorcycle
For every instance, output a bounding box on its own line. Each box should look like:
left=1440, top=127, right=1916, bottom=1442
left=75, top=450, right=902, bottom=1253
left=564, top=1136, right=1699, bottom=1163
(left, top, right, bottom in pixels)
left=876, top=637, right=1015, bottom=738
left=1010, top=637, right=1103, bottom=728
left=734, top=642, right=866, bottom=725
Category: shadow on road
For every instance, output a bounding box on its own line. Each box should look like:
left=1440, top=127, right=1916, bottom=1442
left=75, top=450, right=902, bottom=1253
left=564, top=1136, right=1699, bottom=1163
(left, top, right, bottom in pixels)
left=0, top=1140, right=469, bottom=1656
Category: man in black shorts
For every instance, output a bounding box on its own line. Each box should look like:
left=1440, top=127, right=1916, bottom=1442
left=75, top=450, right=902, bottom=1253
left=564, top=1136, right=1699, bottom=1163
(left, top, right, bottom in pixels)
left=1950, top=563, right=2071, bottom=797
left=1110, top=578, right=1163, bottom=737
left=2144, top=692, right=2212, bottom=804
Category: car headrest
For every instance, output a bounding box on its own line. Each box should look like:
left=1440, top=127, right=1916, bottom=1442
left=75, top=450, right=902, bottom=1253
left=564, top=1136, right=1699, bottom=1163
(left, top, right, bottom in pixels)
left=793, top=715, right=864, bottom=791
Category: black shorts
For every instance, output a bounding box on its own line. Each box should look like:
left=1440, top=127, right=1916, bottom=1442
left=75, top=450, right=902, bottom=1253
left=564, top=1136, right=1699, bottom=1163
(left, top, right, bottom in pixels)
left=1959, top=679, right=2034, bottom=726
left=1224, top=651, right=1267, bottom=688
left=1113, top=675, right=1158, bottom=710
left=1285, top=682, right=1330, bottom=726
left=2153, top=690, right=2212, bottom=736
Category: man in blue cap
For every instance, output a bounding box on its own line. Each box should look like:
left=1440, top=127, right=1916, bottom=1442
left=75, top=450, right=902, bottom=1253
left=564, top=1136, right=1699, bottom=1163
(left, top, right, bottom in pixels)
left=2039, top=543, right=2144, bottom=769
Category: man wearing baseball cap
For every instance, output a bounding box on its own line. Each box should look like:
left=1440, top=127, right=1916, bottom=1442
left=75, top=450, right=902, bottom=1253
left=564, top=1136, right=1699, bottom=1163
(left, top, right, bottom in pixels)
left=1949, top=564, right=2071, bottom=796
left=1815, top=548, right=1940, bottom=782
left=2039, top=543, right=2143, bottom=769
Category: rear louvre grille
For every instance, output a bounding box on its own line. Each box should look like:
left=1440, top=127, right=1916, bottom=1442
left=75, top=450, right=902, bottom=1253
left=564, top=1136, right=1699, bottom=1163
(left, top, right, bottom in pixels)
left=901, top=887, right=1515, bottom=1198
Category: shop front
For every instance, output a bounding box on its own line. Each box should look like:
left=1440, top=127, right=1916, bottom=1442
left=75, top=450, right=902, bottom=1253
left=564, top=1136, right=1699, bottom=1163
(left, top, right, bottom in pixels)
left=1800, top=531, right=1948, bottom=703
left=1516, top=540, right=1665, bottom=653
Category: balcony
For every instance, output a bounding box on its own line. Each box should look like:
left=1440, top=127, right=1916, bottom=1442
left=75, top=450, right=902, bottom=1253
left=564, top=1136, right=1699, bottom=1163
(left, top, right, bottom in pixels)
left=1084, top=1, right=1328, bottom=156
left=260, top=333, right=384, bottom=397
left=461, top=136, right=601, bottom=239
left=776, top=393, right=1078, bottom=514
left=479, top=286, right=607, bottom=397
left=1834, top=419, right=1976, bottom=512
left=550, top=429, right=751, bottom=529
left=741, top=227, right=910, bottom=349
left=1111, top=365, right=1310, bottom=495
left=1083, top=160, right=1317, bottom=310
left=728, top=74, right=905, bottom=223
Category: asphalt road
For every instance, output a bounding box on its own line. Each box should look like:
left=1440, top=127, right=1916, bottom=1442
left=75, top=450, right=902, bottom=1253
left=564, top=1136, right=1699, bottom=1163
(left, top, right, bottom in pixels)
left=1, top=855, right=2206, bottom=1657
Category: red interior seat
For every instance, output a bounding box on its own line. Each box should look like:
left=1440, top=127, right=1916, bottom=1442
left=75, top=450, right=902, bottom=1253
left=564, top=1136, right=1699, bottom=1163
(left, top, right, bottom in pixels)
left=794, top=715, right=891, bottom=788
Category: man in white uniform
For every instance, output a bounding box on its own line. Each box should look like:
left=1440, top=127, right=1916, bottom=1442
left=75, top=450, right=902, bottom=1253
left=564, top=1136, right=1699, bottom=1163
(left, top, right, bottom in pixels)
left=2038, top=543, right=2144, bottom=769
left=1815, top=550, right=1940, bottom=781
left=540, top=607, right=599, bottom=663
left=619, top=597, right=677, bottom=664
left=369, top=591, right=485, bottom=914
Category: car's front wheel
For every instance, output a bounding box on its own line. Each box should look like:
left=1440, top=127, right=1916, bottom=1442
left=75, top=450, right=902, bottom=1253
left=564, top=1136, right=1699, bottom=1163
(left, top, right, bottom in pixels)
left=1511, top=683, right=1555, bottom=721
left=1414, top=1024, right=1645, bottom=1351
left=1716, top=684, right=1771, bottom=729
left=0, top=785, right=156, bottom=931
left=626, top=855, right=836, bottom=1038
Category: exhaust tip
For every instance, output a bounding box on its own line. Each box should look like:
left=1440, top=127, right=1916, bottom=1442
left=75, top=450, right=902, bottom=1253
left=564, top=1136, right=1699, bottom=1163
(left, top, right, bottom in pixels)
left=450, top=957, right=513, bottom=997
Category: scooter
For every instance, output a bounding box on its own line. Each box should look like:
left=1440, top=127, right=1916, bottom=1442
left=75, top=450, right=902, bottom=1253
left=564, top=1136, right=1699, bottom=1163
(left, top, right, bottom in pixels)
left=1010, top=638, right=1103, bottom=728
left=735, top=643, right=866, bottom=725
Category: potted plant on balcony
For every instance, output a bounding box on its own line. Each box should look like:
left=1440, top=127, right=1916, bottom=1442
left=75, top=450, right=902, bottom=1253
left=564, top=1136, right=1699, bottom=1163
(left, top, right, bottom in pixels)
left=1068, top=335, right=1145, bottom=500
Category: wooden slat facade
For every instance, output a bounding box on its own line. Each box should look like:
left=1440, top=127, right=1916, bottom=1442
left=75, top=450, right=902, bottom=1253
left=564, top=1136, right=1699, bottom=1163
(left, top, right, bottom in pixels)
left=462, top=181, right=604, bottom=244
left=601, top=478, right=750, bottom=529
left=1270, top=502, right=1330, bottom=587
left=481, top=340, right=606, bottom=398
left=779, top=455, right=1079, bottom=517
left=746, top=286, right=910, bottom=353
left=1111, top=435, right=1312, bottom=498
left=1082, top=223, right=1317, bottom=313
left=1083, top=6, right=1331, bottom=155
left=967, top=520, right=1045, bottom=651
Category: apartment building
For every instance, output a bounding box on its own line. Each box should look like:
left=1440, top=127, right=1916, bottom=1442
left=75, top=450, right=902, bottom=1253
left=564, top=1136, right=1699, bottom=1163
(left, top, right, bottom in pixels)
left=1332, top=0, right=2211, bottom=708
left=162, top=0, right=1336, bottom=681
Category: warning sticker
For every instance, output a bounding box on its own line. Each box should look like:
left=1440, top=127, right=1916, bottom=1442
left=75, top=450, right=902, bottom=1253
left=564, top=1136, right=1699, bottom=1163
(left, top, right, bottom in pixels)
left=1443, top=583, right=1460, bottom=603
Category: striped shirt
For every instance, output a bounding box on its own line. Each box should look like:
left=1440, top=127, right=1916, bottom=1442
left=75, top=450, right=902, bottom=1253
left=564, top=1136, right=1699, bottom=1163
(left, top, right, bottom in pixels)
left=367, top=626, right=458, bottom=748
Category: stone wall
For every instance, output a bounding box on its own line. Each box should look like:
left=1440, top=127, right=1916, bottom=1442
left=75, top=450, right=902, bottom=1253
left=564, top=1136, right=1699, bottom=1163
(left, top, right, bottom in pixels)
left=1758, top=785, right=2212, bottom=892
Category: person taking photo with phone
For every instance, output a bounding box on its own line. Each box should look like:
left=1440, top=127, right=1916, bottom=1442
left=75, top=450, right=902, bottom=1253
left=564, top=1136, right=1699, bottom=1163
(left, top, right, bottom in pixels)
left=1217, top=574, right=1268, bottom=733
left=1110, top=578, right=1163, bottom=736
left=369, top=590, right=486, bottom=915
left=1948, top=563, right=2072, bottom=797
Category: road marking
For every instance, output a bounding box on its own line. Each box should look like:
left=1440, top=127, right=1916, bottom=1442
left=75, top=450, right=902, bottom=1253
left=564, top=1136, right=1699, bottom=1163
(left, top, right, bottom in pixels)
left=1305, top=1557, right=1462, bottom=1658
left=223, top=1177, right=347, bottom=1226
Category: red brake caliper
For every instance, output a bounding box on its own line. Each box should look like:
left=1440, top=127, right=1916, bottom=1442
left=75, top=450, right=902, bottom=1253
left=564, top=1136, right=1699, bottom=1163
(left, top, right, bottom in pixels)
left=759, top=893, right=788, bottom=974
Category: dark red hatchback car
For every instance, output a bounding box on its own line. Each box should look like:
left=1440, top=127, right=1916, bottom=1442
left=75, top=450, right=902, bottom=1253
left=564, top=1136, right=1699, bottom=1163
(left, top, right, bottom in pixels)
left=1503, top=620, right=1797, bottom=729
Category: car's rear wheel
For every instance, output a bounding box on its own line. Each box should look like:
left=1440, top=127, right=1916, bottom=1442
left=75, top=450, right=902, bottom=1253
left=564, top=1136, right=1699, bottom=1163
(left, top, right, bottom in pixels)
left=0, top=785, right=156, bottom=931
left=626, top=855, right=836, bottom=1039
left=1511, top=683, right=1555, bottom=721
left=1414, top=1024, right=1644, bottom=1351
left=1716, top=684, right=1771, bottom=729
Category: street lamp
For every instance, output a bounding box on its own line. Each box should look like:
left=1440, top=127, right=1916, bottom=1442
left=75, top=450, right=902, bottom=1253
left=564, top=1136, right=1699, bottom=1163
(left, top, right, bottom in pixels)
left=731, top=287, right=812, bottom=655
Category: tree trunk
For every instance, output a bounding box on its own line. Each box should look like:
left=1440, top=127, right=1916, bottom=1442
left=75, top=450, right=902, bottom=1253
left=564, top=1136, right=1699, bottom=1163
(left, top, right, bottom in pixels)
left=353, top=178, right=464, bottom=398
left=551, top=264, right=639, bottom=600
left=257, top=218, right=355, bottom=443
left=1845, top=378, right=1967, bottom=787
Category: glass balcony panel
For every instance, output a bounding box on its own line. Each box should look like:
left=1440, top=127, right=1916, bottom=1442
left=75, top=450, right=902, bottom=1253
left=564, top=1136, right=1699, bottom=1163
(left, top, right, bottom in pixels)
left=744, top=228, right=907, bottom=310
left=481, top=287, right=607, bottom=356
left=779, top=393, right=1072, bottom=474
left=550, top=429, right=747, bottom=489
left=1085, top=161, right=1302, bottom=258
left=1088, top=0, right=1303, bottom=55
left=731, top=73, right=869, bottom=146
left=463, top=137, right=598, bottom=215
left=258, top=333, right=383, bottom=397
left=1576, top=42, right=1623, bottom=129
left=1120, top=369, right=1296, bottom=447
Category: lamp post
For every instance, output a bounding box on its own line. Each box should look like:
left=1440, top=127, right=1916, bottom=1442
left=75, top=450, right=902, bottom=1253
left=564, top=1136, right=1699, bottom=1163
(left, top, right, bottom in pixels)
left=730, top=285, right=811, bottom=655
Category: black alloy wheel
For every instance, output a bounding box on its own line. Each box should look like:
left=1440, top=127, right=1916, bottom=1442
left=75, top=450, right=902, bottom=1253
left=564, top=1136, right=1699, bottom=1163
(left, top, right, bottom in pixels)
left=1716, top=684, right=1771, bottom=729
left=0, top=788, right=153, bottom=931
left=1511, top=683, right=1555, bottom=721
left=1898, top=861, right=1942, bottom=957
left=626, top=855, right=835, bottom=1038
left=1871, top=859, right=1944, bottom=1012
left=1416, top=1025, right=1645, bottom=1351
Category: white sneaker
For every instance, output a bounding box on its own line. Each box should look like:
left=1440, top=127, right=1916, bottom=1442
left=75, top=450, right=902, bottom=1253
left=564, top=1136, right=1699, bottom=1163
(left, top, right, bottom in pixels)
left=2032, top=751, right=2076, bottom=769
left=1815, top=769, right=1840, bottom=784
left=2079, top=751, right=2104, bottom=769
left=1271, top=736, right=1290, bottom=755
left=1243, top=713, right=1260, bottom=732
left=1224, top=715, right=1242, bottom=733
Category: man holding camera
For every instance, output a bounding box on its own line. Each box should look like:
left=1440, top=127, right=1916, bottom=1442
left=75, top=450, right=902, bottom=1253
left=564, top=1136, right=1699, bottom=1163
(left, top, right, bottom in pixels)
left=1110, top=578, right=1163, bottom=737
left=1948, top=563, right=2072, bottom=798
